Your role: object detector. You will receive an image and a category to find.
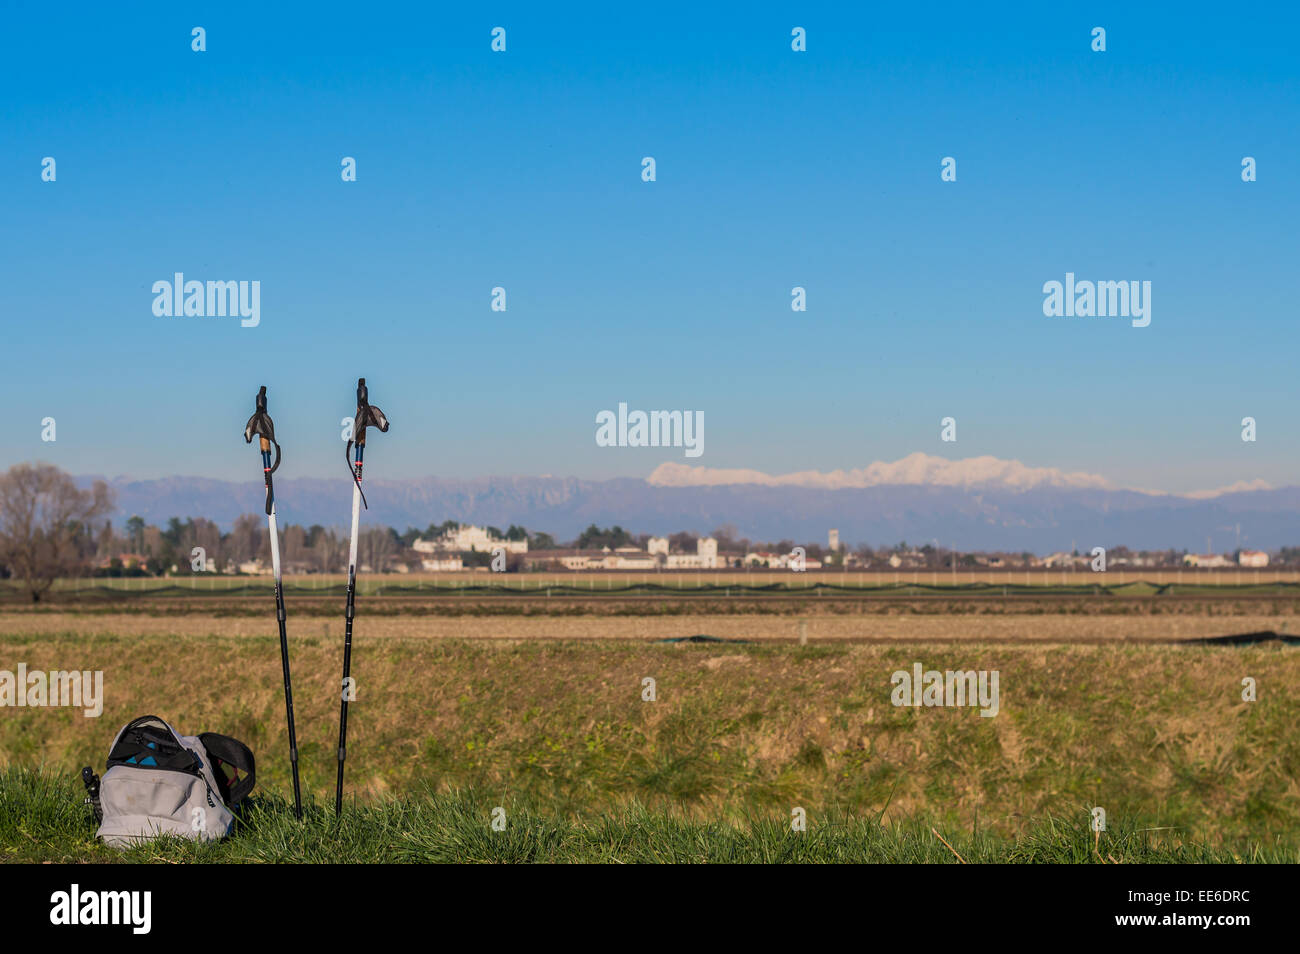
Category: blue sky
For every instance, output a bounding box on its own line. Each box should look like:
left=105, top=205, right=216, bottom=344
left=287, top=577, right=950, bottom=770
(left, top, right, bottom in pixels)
left=3, top=2, right=1296, bottom=491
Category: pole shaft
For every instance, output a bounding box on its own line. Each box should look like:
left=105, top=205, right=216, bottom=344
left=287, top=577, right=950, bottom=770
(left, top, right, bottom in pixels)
left=265, top=453, right=302, bottom=820
left=336, top=569, right=355, bottom=814
left=336, top=449, right=363, bottom=815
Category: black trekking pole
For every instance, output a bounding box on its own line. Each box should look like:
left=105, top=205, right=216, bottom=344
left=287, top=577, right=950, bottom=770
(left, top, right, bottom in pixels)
left=243, top=386, right=303, bottom=820
left=336, top=377, right=390, bottom=815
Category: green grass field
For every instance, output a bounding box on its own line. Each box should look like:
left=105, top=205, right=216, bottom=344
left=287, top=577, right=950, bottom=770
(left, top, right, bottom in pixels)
left=2, top=613, right=1297, bottom=862
left=2, top=768, right=1290, bottom=863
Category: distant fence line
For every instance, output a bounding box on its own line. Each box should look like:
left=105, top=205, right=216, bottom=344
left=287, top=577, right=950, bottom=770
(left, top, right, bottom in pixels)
left=3, top=567, right=1298, bottom=598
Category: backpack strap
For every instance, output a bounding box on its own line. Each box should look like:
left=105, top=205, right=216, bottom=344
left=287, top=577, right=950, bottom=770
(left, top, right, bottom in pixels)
left=107, top=715, right=202, bottom=773
left=198, top=733, right=256, bottom=808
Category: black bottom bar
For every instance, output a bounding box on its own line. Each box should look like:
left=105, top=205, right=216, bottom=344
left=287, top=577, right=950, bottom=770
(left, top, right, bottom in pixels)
left=13, top=862, right=1278, bottom=940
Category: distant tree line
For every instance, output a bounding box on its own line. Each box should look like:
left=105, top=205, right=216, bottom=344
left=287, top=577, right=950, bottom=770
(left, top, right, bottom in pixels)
left=2, top=463, right=1296, bottom=600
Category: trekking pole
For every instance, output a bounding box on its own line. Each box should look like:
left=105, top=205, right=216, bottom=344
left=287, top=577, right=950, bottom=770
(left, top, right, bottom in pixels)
left=243, top=386, right=303, bottom=820
left=336, top=377, right=390, bottom=815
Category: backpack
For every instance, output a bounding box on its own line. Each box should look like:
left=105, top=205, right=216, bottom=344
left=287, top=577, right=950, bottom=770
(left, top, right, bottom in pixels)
left=84, top=715, right=255, bottom=847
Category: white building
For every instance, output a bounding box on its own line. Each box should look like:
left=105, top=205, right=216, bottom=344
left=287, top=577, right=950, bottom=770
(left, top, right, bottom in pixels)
left=414, top=525, right=528, bottom=555
left=666, top=537, right=718, bottom=569
left=647, top=537, right=669, bottom=556
left=420, top=556, right=464, bottom=572
left=745, top=550, right=822, bottom=570
left=1238, top=550, right=1269, bottom=568
left=828, top=529, right=840, bottom=552
left=609, top=546, right=657, bottom=569
left=525, top=548, right=657, bottom=571
left=1183, top=553, right=1233, bottom=568
left=1042, top=552, right=1087, bottom=568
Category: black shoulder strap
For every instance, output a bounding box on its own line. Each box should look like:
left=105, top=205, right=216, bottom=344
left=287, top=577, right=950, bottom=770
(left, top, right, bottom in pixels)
left=199, top=733, right=256, bottom=808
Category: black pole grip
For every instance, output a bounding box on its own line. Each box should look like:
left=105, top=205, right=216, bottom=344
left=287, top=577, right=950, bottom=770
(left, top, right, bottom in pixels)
left=244, top=385, right=278, bottom=446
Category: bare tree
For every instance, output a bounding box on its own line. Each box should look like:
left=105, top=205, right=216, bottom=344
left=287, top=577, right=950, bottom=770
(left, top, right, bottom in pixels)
left=0, top=463, right=114, bottom=602
left=359, top=527, right=395, bottom=573
left=281, top=524, right=308, bottom=571
left=228, top=514, right=263, bottom=569
left=180, top=517, right=222, bottom=573
left=309, top=528, right=345, bottom=573
left=94, top=519, right=118, bottom=561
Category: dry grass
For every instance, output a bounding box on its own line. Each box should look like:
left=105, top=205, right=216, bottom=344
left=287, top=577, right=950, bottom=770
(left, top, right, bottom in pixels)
left=1, top=619, right=1296, bottom=848
left=0, top=609, right=1293, bottom=643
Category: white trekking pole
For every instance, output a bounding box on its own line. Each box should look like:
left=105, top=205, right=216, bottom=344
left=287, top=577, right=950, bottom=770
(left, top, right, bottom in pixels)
left=335, top=377, right=389, bottom=815
left=243, top=386, right=303, bottom=819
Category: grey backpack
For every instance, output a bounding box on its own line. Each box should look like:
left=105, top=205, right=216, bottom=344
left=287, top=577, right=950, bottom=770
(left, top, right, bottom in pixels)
left=84, top=715, right=256, bottom=847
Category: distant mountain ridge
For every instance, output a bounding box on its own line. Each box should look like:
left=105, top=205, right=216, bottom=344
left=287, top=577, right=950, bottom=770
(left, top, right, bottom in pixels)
left=78, top=465, right=1300, bottom=552
left=647, top=453, right=1114, bottom=491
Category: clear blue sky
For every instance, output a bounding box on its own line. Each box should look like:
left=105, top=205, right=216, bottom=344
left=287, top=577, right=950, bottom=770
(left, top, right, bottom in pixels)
left=3, top=2, right=1296, bottom=492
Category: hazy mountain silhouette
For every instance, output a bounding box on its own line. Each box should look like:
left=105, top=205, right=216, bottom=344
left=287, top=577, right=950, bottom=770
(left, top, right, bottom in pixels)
left=80, top=472, right=1300, bottom=552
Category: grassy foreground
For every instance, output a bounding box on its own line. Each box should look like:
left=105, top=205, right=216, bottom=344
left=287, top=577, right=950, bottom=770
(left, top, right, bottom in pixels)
left=1, top=625, right=1297, bottom=861
left=1, top=768, right=1290, bottom=863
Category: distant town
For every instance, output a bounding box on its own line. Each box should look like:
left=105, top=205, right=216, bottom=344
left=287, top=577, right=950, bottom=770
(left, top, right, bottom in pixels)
left=86, top=515, right=1296, bottom=577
